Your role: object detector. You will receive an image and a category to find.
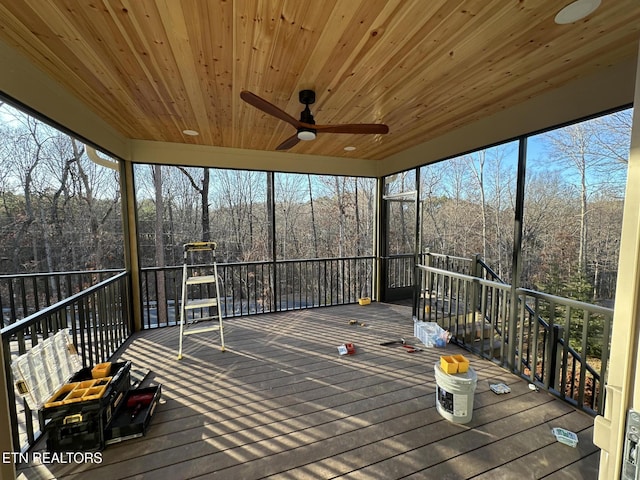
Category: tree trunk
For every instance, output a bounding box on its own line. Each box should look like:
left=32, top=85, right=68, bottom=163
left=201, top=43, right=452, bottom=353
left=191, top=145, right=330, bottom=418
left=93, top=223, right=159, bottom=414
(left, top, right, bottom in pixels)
left=579, top=159, right=588, bottom=275
left=201, top=169, right=210, bottom=241
left=334, top=177, right=346, bottom=258
left=467, top=152, right=487, bottom=259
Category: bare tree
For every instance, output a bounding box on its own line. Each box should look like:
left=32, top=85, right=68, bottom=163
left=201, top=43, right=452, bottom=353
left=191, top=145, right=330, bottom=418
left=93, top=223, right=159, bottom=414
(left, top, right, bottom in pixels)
left=212, top=170, right=266, bottom=261
left=544, top=112, right=630, bottom=277
left=420, top=163, right=447, bottom=253
left=3, top=115, right=54, bottom=271
left=464, top=151, right=488, bottom=259
left=177, top=167, right=210, bottom=241
left=0, top=105, right=123, bottom=274
left=275, top=173, right=306, bottom=259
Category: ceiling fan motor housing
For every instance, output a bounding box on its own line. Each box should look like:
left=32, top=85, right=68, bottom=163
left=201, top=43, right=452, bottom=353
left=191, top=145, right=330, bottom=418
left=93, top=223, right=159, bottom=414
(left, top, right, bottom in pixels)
left=298, top=90, right=316, bottom=140
left=299, top=89, right=316, bottom=105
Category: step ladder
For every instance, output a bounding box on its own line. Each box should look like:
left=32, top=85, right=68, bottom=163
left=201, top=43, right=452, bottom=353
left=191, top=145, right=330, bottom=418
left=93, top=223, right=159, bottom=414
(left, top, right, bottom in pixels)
left=177, top=242, right=225, bottom=359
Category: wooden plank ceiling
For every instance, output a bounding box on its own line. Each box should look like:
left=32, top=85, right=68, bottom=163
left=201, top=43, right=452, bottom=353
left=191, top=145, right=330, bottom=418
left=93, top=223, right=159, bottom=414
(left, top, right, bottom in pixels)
left=0, top=0, right=639, bottom=161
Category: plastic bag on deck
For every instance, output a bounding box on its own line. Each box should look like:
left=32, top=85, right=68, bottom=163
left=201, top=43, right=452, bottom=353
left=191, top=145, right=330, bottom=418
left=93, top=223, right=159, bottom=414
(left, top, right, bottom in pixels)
left=414, top=321, right=452, bottom=348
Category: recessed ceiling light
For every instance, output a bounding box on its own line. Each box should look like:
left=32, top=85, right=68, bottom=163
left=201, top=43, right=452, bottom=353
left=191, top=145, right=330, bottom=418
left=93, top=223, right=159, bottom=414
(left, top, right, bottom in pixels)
left=183, top=129, right=199, bottom=136
left=554, top=0, right=601, bottom=24
left=344, top=146, right=356, bottom=151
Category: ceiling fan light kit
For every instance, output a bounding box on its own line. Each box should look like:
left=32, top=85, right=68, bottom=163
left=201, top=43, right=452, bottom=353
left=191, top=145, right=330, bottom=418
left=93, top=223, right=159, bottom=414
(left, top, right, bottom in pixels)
left=240, top=89, right=389, bottom=151
left=554, top=0, right=601, bottom=24
left=297, top=130, right=316, bottom=141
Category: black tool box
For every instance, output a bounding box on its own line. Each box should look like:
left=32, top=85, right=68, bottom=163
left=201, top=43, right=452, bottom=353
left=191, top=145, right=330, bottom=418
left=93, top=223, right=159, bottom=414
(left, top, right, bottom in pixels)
left=45, top=400, right=109, bottom=452
left=42, top=361, right=132, bottom=451
left=105, top=385, right=162, bottom=445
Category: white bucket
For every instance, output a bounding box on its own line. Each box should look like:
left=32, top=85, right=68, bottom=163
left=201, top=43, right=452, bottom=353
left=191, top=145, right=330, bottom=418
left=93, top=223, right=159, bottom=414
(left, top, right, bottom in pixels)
left=434, top=362, right=477, bottom=424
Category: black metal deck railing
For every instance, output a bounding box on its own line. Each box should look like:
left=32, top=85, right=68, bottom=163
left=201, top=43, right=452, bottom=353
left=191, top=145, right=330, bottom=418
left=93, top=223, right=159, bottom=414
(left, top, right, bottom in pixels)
left=1, top=269, right=122, bottom=328
left=140, top=256, right=375, bottom=328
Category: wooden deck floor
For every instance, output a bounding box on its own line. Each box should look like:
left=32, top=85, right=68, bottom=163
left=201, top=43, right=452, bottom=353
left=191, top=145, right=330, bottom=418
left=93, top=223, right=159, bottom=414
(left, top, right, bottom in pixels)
left=18, top=303, right=599, bottom=479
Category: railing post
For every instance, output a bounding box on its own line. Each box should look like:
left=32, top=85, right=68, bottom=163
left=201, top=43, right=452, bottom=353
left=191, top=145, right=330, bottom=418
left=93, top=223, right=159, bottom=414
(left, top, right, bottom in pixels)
left=473, top=254, right=483, bottom=279
left=424, top=252, right=431, bottom=288
left=546, top=324, right=563, bottom=391
left=469, top=254, right=481, bottom=324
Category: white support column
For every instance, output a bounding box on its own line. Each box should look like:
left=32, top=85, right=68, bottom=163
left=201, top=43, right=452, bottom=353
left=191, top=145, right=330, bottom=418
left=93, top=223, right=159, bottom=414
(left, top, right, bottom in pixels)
left=593, top=44, right=640, bottom=479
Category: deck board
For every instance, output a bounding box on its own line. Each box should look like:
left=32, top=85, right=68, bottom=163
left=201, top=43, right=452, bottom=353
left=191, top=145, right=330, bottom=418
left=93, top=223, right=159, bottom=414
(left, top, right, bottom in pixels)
left=16, top=303, right=600, bottom=479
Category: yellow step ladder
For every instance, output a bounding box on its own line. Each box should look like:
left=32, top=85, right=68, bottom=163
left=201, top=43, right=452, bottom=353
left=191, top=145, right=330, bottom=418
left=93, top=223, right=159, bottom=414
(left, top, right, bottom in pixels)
left=177, top=242, right=225, bottom=359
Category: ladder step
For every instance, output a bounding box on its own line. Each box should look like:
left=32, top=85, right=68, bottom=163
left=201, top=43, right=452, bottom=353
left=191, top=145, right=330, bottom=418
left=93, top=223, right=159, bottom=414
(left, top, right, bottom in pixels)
left=183, top=325, right=221, bottom=335
left=185, top=298, right=218, bottom=309
left=184, top=241, right=216, bottom=252
left=185, top=314, right=220, bottom=323
left=186, top=275, right=217, bottom=285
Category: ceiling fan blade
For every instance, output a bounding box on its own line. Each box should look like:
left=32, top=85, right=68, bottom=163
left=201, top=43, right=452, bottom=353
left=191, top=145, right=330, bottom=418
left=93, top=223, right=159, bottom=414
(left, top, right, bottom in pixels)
left=240, top=91, right=301, bottom=128
left=276, top=134, right=301, bottom=150
left=311, top=123, right=389, bottom=134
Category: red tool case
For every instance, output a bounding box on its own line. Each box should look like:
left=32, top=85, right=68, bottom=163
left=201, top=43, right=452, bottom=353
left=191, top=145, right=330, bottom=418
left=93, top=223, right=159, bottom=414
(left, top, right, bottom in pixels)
left=105, top=386, right=162, bottom=445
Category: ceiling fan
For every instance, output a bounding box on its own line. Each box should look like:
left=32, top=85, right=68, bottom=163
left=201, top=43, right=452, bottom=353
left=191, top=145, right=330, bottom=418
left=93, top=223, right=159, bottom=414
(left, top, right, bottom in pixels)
left=240, top=89, right=389, bottom=150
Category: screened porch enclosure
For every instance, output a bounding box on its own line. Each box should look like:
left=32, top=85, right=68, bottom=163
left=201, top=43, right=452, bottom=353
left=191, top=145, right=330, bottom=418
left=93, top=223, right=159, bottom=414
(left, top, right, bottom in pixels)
left=0, top=103, right=626, bottom=461
left=0, top=2, right=639, bottom=478
left=0, top=42, right=634, bottom=480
